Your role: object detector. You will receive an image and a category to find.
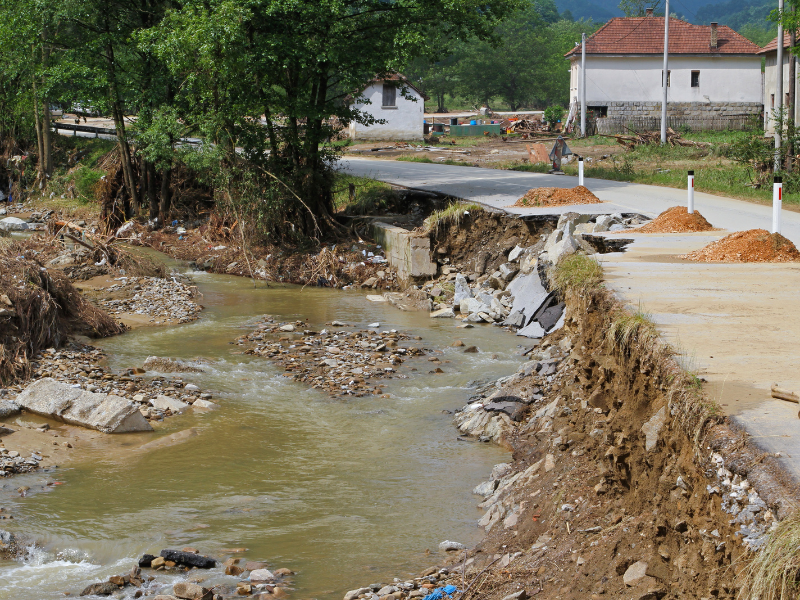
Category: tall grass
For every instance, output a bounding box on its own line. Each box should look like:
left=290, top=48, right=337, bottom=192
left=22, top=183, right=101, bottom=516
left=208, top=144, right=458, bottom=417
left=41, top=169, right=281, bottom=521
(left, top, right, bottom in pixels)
left=737, top=510, right=800, bottom=600
left=332, top=174, right=395, bottom=214
left=607, top=304, right=659, bottom=354
left=422, top=201, right=483, bottom=234
left=550, top=254, right=604, bottom=296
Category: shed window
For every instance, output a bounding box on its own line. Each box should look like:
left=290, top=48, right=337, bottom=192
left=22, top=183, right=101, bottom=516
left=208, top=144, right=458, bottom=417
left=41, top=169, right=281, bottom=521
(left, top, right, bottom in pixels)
left=382, top=84, right=397, bottom=108
left=691, top=71, right=700, bottom=87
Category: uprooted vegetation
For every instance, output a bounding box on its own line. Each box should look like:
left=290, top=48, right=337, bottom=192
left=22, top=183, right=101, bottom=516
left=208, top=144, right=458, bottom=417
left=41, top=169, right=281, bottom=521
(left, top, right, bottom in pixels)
left=0, top=243, right=125, bottom=384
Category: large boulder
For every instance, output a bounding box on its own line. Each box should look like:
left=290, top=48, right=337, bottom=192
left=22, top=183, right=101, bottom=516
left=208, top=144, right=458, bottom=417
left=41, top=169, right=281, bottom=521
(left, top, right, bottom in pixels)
left=0, top=400, right=20, bottom=419
left=151, top=395, right=190, bottom=414
left=160, top=549, right=216, bottom=569
left=0, top=217, right=28, bottom=232
left=15, top=378, right=153, bottom=433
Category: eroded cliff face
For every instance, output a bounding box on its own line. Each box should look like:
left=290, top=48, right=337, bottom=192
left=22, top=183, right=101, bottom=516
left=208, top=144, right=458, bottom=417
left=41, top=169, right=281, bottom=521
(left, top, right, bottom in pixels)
left=346, top=287, right=798, bottom=600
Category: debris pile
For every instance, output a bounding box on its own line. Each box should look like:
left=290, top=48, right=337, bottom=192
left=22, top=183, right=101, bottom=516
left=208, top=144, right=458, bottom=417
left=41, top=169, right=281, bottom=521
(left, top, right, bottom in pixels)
left=682, top=229, right=800, bottom=263
left=634, top=206, right=714, bottom=233
left=512, top=186, right=602, bottom=208
left=612, top=127, right=712, bottom=149
left=238, top=319, right=426, bottom=397
left=97, top=276, right=202, bottom=325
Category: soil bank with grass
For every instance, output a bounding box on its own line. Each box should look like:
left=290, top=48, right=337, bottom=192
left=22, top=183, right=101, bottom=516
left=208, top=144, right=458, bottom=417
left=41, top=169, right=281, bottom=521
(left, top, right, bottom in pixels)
left=341, top=257, right=800, bottom=600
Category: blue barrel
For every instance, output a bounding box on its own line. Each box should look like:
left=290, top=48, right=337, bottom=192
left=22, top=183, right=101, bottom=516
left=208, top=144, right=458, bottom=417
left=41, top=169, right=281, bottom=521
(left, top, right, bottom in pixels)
left=470, top=119, right=477, bottom=125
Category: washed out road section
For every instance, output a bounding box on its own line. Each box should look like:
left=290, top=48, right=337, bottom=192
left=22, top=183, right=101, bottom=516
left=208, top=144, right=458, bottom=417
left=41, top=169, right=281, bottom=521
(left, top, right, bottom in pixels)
left=340, top=158, right=800, bottom=246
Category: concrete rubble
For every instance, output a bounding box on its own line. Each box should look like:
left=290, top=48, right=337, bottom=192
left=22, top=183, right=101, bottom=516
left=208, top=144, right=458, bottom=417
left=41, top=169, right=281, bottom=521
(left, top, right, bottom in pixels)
left=411, top=212, right=648, bottom=339
left=15, top=378, right=153, bottom=433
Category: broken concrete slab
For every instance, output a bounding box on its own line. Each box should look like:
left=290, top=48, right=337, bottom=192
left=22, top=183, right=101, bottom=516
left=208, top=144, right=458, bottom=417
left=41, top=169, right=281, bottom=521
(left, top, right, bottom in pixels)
left=0, top=400, right=20, bottom=419
left=453, top=274, right=472, bottom=308
left=15, top=378, right=153, bottom=433
left=504, top=271, right=548, bottom=327
left=516, top=321, right=546, bottom=338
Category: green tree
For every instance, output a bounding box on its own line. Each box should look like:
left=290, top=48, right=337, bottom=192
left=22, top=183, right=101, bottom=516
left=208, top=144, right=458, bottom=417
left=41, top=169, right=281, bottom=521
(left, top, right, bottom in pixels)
left=147, top=0, right=520, bottom=240
left=618, top=0, right=663, bottom=17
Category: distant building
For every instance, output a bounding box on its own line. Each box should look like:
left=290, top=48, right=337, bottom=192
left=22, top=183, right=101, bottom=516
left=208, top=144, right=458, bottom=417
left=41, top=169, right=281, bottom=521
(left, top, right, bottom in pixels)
left=349, top=74, right=427, bottom=142
left=565, top=11, right=763, bottom=129
left=759, top=33, right=799, bottom=134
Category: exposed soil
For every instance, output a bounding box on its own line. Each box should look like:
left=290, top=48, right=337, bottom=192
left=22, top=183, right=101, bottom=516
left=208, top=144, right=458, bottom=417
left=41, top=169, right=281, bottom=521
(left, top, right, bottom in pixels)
left=683, top=229, right=800, bottom=263
left=512, top=186, right=602, bottom=208
left=634, top=206, right=714, bottom=234
left=344, top=287, right=800, bottom=600
left=428, top=211, right=555, bottom=276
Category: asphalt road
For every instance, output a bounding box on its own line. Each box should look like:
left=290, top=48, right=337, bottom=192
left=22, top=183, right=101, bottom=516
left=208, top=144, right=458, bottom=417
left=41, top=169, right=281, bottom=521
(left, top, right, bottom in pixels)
left=341, top=157, right=800, bottom=245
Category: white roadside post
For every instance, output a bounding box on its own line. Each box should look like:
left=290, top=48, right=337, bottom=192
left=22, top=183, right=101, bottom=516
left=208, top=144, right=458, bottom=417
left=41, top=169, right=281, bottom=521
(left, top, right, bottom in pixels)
left=773, top=176, right=783, bottom=234
left=579, top=157, right=585, bottom=186
left=687, top=170, right=694, bottom=214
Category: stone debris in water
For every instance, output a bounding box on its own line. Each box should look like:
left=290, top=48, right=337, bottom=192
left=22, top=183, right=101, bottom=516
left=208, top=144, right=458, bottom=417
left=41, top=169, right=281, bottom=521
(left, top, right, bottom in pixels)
left=238, top=317, right=426, bottom=397
left=98, top=276, right=202, bottom=324
left=633, top=205, right=714, bottom=233
left=512, top=186, right=602, bottom=208
left=682, top=229, right=800, bottom=263
left=0, top=341, right=215, bottom=435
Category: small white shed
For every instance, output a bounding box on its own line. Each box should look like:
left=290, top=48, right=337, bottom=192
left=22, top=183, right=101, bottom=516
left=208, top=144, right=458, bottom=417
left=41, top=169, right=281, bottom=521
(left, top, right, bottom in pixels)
left=349, top=74, right=428, bottom=142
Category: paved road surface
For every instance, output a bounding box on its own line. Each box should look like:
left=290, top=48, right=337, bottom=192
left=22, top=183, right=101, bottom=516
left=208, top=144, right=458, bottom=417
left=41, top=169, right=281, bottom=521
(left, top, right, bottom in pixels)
left=341, top=157, right=800, bottom=482
left=341, top=157, right=800, bottom=245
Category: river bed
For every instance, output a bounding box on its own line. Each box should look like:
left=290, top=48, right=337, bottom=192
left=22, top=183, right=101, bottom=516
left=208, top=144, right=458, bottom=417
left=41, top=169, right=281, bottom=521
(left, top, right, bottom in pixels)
left=0, top=267, right=528, bottom=599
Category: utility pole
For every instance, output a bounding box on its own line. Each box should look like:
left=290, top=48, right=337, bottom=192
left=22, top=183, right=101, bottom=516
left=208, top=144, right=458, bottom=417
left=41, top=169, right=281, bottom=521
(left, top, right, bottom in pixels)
left=660, top=0, right=670, bottom=144
left=776, top=0, right=785, bottom=171
left=787, top=21, right=796, bottom=172
left=581, top=33, right=587, bottom=137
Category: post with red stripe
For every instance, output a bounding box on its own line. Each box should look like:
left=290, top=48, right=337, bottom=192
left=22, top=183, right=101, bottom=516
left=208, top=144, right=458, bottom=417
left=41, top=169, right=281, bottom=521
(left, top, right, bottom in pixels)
left=773, top=176, right=783, bottom=234
left=687, top=170, right=694, bottom=214
left=578, top=156, right=584, bottom=187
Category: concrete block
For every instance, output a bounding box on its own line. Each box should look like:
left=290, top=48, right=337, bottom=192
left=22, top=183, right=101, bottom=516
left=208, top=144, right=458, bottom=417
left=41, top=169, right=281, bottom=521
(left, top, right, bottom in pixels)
left=370, top=222, right=436, bottom=282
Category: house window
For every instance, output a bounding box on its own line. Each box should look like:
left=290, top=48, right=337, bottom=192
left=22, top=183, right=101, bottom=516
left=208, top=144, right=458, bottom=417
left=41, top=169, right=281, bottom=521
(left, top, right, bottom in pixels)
left=662, top=70, right=671, bottom=87
left=382, top=84, right=397, bottom=108
left=691, top=71, right=700, bottom=87
left=771, top=94, right=775, bottom=109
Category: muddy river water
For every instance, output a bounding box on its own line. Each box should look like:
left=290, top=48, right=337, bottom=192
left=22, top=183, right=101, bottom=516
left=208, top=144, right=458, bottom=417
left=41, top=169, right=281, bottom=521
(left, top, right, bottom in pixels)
left=0, top=266, right=527, bottom=599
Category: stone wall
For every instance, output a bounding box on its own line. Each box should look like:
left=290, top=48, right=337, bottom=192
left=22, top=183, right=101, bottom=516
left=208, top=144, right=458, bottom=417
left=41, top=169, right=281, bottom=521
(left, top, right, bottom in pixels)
left=594, top=101, right=762, bottom=119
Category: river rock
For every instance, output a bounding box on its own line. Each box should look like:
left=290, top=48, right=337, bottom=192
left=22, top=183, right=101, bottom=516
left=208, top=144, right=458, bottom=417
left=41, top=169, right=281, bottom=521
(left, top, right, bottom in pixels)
left=15, top=378, right=153, bottom=433
left=345, top=588, right=372, bottom=600
left=0, top=400, right=20, bottom=419
left=430, top=308, right=455, bottom=318
left=250, top=568, right=275, bottom=582
left=139, top=553, right=156, bottom=567
left=173, top=581, right=209, bottom=599
left=0, top=217, right=28, bottom=231
left=279, top=324, right=295, bottom=332
left=160, top=549, right=216, bottom=569
left=80, top=581, right=119, bottom=596
left=143, top=357, right=204, bottom=373
left=151, top=395, right=190, bottom=414
left=192, top=399, right=218, bottom=410
left=438, top=540, right=466, bottom=552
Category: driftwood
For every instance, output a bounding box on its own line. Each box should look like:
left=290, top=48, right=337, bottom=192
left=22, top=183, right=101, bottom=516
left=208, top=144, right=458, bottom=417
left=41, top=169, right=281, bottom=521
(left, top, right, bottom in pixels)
left=603, top=128, right=713, bottom=150
left=771, top=384, right=799, bottom=404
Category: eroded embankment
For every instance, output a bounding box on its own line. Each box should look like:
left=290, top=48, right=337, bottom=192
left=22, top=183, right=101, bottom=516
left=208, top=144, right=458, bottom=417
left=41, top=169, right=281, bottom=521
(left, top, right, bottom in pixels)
left=345, top=262, right=799, bottom=600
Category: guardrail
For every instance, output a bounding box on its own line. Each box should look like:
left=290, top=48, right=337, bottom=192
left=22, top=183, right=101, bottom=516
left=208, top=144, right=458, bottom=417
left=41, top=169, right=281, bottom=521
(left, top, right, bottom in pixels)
left=52, top=122, right=117, bottom=137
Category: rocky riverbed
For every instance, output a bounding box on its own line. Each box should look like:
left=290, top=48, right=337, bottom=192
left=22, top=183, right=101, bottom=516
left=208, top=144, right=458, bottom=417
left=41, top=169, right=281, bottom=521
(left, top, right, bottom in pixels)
left=94, top=275, right=202, bottom=325
left=237, top=317, right=426, bottom=397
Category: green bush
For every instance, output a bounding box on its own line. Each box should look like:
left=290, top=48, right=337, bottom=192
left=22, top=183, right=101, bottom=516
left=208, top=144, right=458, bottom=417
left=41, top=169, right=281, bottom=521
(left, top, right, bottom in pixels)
left=73, top=166, right=104, bottom=203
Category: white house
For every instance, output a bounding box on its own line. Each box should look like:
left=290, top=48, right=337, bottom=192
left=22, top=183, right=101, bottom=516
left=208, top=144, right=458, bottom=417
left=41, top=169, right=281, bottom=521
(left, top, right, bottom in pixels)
left=759, top=33, right=799, bottom=134
left=348, top=74, right=427, bottom=142
left=565, top=12, right=763, bottom=126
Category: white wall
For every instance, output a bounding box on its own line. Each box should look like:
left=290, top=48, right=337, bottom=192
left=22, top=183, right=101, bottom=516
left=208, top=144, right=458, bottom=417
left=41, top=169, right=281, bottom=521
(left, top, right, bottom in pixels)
left=569, top=55, right=762, bottom=104
left=763, top=52, right=800, bottom=133
left=349, top=83, right=424, bottom=141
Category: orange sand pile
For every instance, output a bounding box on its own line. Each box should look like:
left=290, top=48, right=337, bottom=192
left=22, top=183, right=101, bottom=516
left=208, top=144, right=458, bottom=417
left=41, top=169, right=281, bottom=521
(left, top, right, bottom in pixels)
left=513, top=186, right=602, bottom=208
left=636, top=206, right=714, bottom=233
left=682, top=229, right=800, bottom=263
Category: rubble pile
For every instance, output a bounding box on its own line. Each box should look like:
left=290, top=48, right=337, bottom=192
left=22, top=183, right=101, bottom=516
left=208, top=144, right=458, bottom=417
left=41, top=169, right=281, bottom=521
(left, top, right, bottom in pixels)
left=98, top=276, right=202, bottom=324
left=513, top=186, right=602, bottom=208
left=1, top=342, right=217, bottom=424
left=683, top=229, right=800, bottom=263
left=634, top=206, right=714, bottom=233
left=420, top=212, right=646, bottom=336
left=238, top=319, right=426, bottom=397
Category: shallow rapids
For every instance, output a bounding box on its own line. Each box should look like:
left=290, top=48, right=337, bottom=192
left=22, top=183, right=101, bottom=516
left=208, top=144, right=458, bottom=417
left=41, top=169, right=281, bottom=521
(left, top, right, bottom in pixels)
left=0, top=268, right=527, bottom=599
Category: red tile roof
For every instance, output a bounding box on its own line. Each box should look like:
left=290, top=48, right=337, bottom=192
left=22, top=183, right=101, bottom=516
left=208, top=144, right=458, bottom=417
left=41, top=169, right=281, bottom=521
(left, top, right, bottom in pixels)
left=758, top=32, right=795, bottom=54
left=565, top=17, right=762, bottom=57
